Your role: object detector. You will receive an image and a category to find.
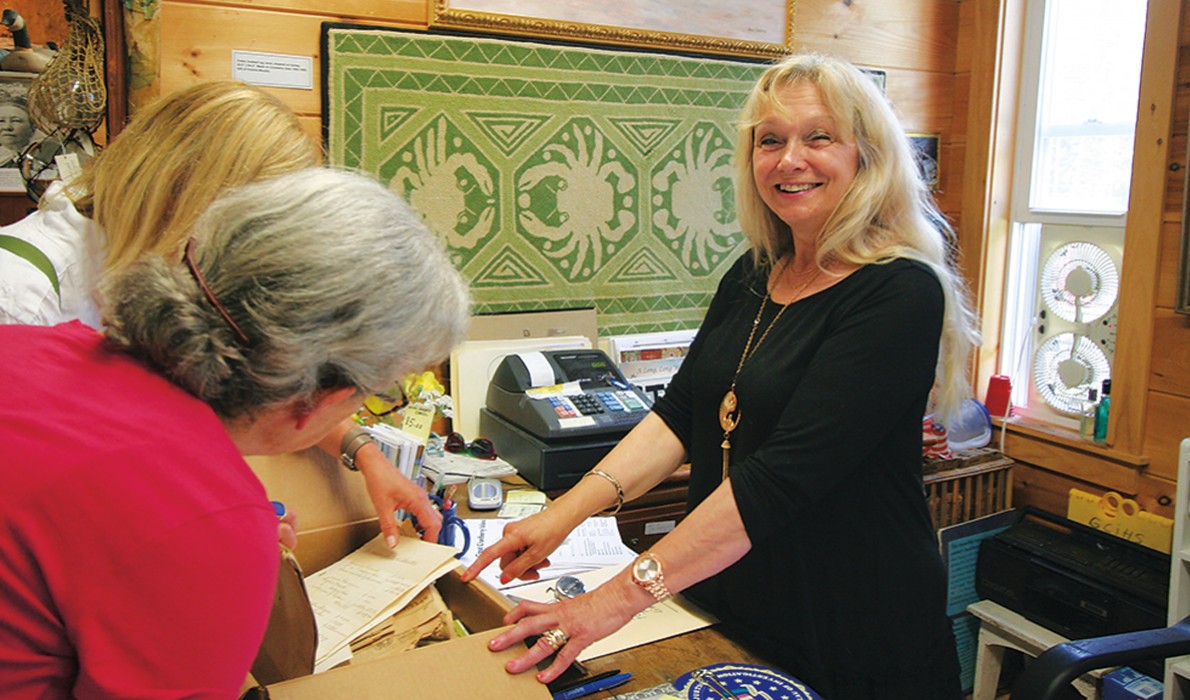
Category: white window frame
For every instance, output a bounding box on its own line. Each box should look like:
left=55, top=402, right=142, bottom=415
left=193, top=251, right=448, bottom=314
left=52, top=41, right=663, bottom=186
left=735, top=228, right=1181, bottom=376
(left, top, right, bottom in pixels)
left=1009, top=0, right=1137, bottom=228
left=999, top=0, right=1142, bottom=418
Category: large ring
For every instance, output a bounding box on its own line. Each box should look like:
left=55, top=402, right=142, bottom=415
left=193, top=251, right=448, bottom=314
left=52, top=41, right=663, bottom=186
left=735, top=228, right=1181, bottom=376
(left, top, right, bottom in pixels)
left=540, top=628, right=569, bottom=651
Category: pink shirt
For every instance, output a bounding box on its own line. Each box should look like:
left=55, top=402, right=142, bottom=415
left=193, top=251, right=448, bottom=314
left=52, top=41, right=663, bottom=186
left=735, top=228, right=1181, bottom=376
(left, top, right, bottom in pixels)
left=0, top=322, right=278, bottom=698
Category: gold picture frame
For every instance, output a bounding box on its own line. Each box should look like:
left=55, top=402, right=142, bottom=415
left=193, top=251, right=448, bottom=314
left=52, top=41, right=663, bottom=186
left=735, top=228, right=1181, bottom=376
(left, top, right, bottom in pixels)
left=429, top=0, right=795, bottom=59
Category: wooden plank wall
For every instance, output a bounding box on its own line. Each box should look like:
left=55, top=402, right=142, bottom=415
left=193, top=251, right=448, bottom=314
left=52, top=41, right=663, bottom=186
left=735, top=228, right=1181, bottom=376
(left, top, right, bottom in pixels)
left=1140, top=5, right=1190, bottom=503
left=142, top=0, right=963, bottom=227
left=2, top=3, right=966, bottom=250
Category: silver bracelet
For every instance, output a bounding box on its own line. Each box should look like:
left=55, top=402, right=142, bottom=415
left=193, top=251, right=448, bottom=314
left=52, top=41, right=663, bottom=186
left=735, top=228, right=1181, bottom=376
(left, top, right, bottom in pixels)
left=339, top=426, right=374, bottom=471
left=582, top=468, right=624, bottom=515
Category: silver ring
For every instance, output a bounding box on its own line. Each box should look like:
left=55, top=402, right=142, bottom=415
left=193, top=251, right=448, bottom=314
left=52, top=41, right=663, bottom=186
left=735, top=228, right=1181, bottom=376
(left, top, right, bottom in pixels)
left=540, top=628, right=568, bottom=650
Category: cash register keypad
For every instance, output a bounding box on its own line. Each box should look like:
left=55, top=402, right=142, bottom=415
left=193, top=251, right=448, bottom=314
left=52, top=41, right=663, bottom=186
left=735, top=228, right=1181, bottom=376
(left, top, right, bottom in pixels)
left=548, top=391, right=647, bottom=420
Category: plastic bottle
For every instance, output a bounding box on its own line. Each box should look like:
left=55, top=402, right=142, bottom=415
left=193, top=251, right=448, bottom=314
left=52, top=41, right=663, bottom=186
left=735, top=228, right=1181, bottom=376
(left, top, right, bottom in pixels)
left=1079, top=387, right=1098, bottom=441
left=1093, top=378, right=1112, bottom=444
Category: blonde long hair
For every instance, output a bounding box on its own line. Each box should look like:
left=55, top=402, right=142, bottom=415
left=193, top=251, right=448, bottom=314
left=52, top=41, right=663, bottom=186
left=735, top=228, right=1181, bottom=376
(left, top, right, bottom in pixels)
left=734, top=54, right=980, bottom=421
left=65, top=80, right=320, bottom=275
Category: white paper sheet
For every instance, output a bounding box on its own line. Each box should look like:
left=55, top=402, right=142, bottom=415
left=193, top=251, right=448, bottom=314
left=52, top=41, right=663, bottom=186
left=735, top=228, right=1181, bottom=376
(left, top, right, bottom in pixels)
left=459, top=516, right=637, bottom=593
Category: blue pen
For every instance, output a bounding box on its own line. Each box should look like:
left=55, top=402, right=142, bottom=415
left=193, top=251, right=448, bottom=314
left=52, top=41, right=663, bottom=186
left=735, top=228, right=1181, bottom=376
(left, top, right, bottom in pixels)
left=551, top=672, right=632, bottom=700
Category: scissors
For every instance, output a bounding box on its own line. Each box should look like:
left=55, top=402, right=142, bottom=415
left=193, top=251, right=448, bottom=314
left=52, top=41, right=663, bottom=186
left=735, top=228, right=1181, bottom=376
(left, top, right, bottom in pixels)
left=413, top=493, right=471, bottom=558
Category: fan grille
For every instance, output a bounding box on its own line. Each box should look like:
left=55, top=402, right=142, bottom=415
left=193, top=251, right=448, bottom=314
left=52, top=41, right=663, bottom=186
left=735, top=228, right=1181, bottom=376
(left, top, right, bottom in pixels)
left=1032, top=332, right=1110, bottom=414
left=1039, top=241, right=1119, bottom=323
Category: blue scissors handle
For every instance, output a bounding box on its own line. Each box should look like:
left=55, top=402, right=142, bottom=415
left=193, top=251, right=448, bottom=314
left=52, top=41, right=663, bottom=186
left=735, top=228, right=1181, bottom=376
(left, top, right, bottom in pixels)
left=420, top=494, right=471, bottom=558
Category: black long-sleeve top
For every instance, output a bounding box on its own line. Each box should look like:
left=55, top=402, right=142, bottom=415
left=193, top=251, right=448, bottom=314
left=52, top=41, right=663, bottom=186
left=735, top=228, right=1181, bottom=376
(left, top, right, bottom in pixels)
left=652, top=253, right=961, bottom=699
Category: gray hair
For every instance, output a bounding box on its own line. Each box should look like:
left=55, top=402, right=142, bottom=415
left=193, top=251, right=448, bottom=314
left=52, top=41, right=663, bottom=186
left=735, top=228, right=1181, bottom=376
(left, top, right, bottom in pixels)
left=102, top=167, right=471, bottom=419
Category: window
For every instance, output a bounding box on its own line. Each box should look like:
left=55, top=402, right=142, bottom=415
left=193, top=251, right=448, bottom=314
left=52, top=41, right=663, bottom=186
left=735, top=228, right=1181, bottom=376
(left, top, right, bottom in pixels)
left=999, top=0, right=1146, bottom=425
left=1024, top=0, right=1146, bottom=217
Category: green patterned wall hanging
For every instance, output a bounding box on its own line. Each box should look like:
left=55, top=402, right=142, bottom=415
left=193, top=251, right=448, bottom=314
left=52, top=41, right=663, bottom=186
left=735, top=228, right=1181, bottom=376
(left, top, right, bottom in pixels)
left=322, top=25, right=768, bottom=335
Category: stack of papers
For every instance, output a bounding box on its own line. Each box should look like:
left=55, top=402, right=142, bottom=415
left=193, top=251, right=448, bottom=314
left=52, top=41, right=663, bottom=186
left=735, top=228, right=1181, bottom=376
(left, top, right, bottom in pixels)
left=458, top=517, right=637, bottom=594
left=367, top=425, right=427, bottom=520
left=421, top=451, right=517, bottom=485
left=303, top=535, right=462, bottom=672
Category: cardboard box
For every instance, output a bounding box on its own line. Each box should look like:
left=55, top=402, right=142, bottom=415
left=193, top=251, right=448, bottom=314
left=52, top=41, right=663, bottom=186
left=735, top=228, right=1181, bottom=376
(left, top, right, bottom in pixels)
left=1103, top=667, right=1163, bottom=700
left=242, top=449, right=550, bottom=699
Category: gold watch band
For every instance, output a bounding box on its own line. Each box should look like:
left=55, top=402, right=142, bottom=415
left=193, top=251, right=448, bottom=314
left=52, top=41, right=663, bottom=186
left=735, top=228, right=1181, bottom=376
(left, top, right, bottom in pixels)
left=644, top=577, right=671, bottom=602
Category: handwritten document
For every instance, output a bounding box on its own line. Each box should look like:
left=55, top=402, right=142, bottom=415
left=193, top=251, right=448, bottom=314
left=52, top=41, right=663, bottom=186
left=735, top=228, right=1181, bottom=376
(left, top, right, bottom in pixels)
left=304, top=535, right=461, bottom=667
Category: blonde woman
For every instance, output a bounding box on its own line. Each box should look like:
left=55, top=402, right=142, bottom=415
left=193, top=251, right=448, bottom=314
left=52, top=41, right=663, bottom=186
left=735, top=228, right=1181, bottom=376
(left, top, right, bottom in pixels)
left=0, top=80, right=318, bottom=327
left=0, top=81, right=447, bottom=553
left=464, top=53, right=979, bottom=700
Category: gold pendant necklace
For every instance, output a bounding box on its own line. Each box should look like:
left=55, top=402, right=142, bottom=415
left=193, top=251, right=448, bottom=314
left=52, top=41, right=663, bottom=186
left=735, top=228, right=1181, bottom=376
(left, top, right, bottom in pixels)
left=718, top=264, right=822, bottom=481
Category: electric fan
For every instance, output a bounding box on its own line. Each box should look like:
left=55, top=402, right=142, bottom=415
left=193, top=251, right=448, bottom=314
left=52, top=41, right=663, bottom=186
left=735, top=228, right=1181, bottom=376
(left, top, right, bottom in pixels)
left=1038, top=241, right=1119, bottom=324
left=1032, top=332, right=1111, bottom=414
left=1031, top=239, right=1119, bottom=415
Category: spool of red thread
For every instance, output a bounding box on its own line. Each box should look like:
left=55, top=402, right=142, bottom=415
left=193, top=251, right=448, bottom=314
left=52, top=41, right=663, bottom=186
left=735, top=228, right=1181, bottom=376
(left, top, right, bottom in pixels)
left=985, top=374, right=1012, bottom=418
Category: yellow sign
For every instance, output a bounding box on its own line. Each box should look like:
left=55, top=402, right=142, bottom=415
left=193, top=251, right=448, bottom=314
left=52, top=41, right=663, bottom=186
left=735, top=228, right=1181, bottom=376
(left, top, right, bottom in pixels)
left=399, top=404, right=436, bottom=443
left=1066, top=488, right=1173, bottom=554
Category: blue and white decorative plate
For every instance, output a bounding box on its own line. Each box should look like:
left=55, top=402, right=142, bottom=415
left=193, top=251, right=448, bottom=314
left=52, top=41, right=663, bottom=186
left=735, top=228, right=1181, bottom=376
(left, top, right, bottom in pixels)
left=675, top=663, right=822, bottom=700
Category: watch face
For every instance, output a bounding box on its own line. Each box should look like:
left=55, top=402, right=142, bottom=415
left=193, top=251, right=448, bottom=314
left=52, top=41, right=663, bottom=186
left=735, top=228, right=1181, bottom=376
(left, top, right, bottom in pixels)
left=554, top=575, right=587, bottom=600
left=634, top=555, right=661, bottom=583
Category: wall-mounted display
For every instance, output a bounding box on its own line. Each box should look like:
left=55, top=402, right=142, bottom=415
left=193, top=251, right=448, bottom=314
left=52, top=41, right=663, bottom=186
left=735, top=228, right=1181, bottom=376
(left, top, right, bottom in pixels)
left=907, top=132, right=940, bottom=190
left=321, top=25, right=766, bottom=335
left=429, top=0, right=794, bottom=59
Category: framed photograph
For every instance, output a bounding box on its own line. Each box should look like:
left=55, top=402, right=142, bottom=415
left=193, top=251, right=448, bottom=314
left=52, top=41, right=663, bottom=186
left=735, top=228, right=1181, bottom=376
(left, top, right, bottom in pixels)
left=907, top=132, right=941, bottom=190
left=861, top=68, right=887, bottom=95
left=429, top=0, right=795, bottom=59
left=0, top=71, right=39, bottom=193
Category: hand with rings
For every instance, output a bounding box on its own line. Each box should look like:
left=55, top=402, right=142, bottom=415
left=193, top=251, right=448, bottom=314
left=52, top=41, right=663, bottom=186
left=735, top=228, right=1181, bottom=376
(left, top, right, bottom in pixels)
left=486, top=578, right=643, bottom=684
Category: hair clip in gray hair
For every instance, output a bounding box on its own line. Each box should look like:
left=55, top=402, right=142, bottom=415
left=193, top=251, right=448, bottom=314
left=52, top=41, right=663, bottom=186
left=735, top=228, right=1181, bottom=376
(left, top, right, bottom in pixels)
left=183, top=237, right=252, bottom=346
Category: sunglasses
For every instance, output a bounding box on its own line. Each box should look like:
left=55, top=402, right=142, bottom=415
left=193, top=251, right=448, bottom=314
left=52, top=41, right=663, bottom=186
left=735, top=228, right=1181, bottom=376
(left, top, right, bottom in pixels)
left=445, top=432, right=497, bottom=460
left=363, top=384, right=407, bottom=417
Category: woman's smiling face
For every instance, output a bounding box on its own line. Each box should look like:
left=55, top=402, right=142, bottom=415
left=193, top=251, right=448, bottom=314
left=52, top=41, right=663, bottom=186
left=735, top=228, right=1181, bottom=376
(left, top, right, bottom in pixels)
left=751, top=81, right=859, bottom=239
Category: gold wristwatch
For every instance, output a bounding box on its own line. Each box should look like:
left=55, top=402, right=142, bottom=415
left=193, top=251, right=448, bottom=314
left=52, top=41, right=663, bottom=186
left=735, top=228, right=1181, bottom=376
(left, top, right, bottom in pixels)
left=631, top=552, right=671, bottom=602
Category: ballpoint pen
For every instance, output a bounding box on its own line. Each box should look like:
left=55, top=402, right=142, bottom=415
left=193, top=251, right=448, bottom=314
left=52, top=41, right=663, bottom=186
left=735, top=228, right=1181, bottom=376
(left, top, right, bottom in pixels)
left=550, top=669, right=621, bottom=695
left=551, top=672, right=632, bottom=700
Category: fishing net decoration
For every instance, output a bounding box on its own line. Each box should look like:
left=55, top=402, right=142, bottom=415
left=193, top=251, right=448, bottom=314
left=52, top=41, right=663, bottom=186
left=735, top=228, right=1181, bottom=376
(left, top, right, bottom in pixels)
left=27, top=0, right=106, bottom=134
left=20, top=0, right=105, bottom=202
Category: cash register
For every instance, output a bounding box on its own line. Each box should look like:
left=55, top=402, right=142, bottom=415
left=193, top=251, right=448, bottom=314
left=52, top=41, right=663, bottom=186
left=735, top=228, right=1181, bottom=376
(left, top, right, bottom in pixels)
left=479, top=349, right=652, bottom=489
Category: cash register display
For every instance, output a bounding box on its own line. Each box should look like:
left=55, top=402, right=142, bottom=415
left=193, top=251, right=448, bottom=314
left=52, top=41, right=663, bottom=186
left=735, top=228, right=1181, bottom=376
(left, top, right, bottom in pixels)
left=485, top=349, right=652, bottom=440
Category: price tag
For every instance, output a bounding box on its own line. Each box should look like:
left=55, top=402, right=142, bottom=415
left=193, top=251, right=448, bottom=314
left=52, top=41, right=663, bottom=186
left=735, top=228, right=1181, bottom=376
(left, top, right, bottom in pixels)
left=399, top=403, right=435, bottom=443
left=55, top=153, right=83, bottom=184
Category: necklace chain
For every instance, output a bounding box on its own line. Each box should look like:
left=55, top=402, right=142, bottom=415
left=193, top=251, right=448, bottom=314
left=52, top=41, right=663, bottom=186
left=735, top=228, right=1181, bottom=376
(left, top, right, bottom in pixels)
left=718, top=263, right=822, bottom=481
